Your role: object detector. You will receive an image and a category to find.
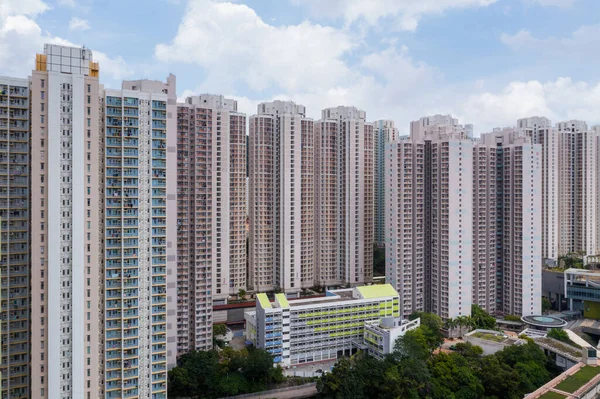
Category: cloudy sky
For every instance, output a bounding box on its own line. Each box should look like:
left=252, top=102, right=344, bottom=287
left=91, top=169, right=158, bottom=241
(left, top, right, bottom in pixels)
left=1, top=0, right=599, bottom=134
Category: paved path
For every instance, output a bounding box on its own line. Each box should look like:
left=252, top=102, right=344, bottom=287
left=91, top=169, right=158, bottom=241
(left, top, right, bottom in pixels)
left=220, top=383, right=317, bottom=399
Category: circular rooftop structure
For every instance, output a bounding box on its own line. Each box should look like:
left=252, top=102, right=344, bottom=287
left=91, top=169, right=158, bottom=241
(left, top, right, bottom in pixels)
left=521, top=315, right=567, bottom=329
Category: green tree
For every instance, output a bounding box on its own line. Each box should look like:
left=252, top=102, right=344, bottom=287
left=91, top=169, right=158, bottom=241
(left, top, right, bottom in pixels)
left=444, top=318, right=458, bottom=338
left=470, top=304, right=497, bottom=330
left=429, top=352, right=484, bottom=399
left=477, top=356, right=522, bottom=399
left=238, top=288, right=247, bottom=300
left=409, top=312, right=444, bottom=350
left=504, top=314, right=522, bottom=322
left=213, top=323, right=227, bottom=337
left=542, top=297, right=552, bottom=314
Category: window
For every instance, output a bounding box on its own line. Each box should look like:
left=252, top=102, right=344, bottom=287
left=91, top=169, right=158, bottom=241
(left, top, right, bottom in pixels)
left=41, top=103, right=45, bottom=112
left=41, top=79, right=45, bottom=88
left=41, top=91, right=45, bottom=99
left=87, top=84, right=91, bottom=93
left=40, top=115, right=45, bottom=123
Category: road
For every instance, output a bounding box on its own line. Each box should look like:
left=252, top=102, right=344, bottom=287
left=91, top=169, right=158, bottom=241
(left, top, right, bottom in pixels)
left=221, top=383, right=318, bottom=399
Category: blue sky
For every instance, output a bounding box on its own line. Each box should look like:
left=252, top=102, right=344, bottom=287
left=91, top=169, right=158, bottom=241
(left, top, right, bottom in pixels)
left=1, top=0, right=599, bottom=133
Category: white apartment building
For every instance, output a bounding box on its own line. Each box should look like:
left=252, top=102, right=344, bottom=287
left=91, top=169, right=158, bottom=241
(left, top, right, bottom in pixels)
left=557, top=121, right=598, bottom=257
left=175, top=94, right=246, bottom=357
left=249, top=101, right=314, bottom=295
left=477, top=128, right=542, bottom=316
left=30, top=44, right=102, bottom=399
left=245, top=284, right=400, bottom=367
left=386, top=115, right=473, bottom=319
left=315, top=107, right=374, bottom=288
left=384, top=138, right=425, bottom=317
left=373, top=120, right=398, bottom=247
left=518, top=117, right=559, bottom=261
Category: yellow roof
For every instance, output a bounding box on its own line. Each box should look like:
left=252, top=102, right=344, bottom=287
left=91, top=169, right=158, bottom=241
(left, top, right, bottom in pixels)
left=257, top=293, right=272, bottom=309
left=357, top=284, right=398, bottom=299
left=275, top=293, right=289, bottom=308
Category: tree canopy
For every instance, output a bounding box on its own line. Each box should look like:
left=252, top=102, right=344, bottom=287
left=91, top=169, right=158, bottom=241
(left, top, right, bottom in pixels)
left=317, top=314, right=558, bottom=399
left=168, top=346, right=285, bottom=399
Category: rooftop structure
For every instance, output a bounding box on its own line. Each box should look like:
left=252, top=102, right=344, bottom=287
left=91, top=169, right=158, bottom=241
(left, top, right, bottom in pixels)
left=565, top=268, right=600, bottom=319
left=363, top=317, right=420, bottom=359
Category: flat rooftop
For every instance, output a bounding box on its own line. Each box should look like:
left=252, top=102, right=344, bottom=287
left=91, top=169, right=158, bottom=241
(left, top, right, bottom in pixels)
left=256, top=284, right=399, bottom=310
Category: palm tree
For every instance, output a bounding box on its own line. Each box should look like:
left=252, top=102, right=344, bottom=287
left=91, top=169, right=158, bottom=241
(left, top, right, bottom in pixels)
left=455, top=316, right=471, bottom=337
left=445, top=318, right=458, bottom=338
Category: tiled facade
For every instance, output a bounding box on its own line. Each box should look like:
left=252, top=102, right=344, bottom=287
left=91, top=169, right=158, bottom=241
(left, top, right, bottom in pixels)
left=477, top=129, right=542, bottom=316
left=29, top=44, right=102, bottom=399
left=520, top=117, right=599, bottom=261
left=372, top=120, right=397, bottom=247
left=174, top=95, right=246, bottom=357
left=249, top=101, right=314, bottom=294
left=315, top=107, right=374, bottom=288
left=0, top=77, right=30, bottom=398
left=387, top=115, right=473, bottom=319
left=102, top=77, right=176, bottom=398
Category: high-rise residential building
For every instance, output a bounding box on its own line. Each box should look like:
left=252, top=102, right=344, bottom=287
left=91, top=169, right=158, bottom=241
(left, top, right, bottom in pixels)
left=315, top=106, right=374, bottom=288
left=174, top=95, right=246, bottom=358
left=384, top=137, right=425, bottom=317
left=475, top=128, right=542, bottom=316
left=0, top=77, right=30, bottom=398
left=520, top=117, right=599, bottom=262
left=557, top=121, right=598, bottom=257
left=248, top=101, right=314, bottom=295
left=373, top=120, right=398, bottom=247
left=30, top=44, right=101, bottom=399
left=102, top=75, right=176, bottom=399
left=518, top=117, right=559, bottom=262
left=386, top=115, right=473, bottom=319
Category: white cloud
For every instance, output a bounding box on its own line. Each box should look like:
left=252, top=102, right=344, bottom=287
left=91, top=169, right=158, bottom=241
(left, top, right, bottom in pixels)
left=525, top=0, right=575, bottom=7
left=291, top=0, right=497, bottom=31
left=446, top=78, right=600, bottom=132
left=0, top=0, right=49, bottom=17
left=501, top=24, right=600, bottom=61
left=0, top=1, right=132, bottom=82
left=156, top=0, right=354, bottom=92
left=68, top=16, right=90, bottom=31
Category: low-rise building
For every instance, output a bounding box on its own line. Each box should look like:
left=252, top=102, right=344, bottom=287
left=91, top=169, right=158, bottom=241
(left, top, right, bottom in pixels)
left=565, top=268, right=600, bottom=318
left=363, top=317, right=420, bottom=359
left=245, top=284, right=400, bottom=367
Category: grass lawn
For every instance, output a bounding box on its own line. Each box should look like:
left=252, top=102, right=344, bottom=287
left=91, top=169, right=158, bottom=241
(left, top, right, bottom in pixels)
left=538, top=391, right=565, bottom=399
left=538, top=391, right=566, bottom=399
left=555, top=366, right=600, bottom=393
left=471, top=331, right=505, bottom=342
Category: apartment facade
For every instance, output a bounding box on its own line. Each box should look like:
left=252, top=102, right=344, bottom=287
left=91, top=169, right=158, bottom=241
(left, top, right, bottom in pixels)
left=175, top=95, right=246, bottom=357
left=30, top=44, right=102, bottom=399
left=0, top=77, right=30, bottom=398
left=556, top=121, right=598, bottom=257
left=102, top=76, right=177, bottom=398
left=245, top=284, right=399, bottom=367
left=477, top=129, right=542, bottom=316
left=386, top=115, right=473, bottom=320
left=518, top=117, right=559, bottom=261
left=315, top=107, right=373, bottom=288
left=373, top=120, right=398, bottom=247
left=248, top=101, right=314, bottom=294
left=384, top=138, right=425, bottom=317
